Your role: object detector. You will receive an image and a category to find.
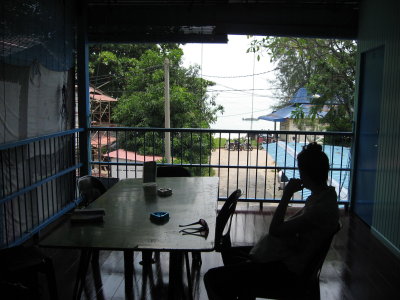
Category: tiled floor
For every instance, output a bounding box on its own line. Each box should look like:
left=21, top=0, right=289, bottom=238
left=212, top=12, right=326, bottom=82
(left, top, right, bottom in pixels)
left=40, top=205, right=400, bottom=300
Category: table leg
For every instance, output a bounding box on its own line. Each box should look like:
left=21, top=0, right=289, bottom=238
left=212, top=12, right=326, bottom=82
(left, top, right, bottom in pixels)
left=73, top=249, right=92, bottom=300
left=184, top=252, right=194, bottom=300
left=91, top=250, right=105, bottom=300
left=124, top=250, right=134, bottom=300
left=140, top=250, right=155, bottom=265
left=168, top=251, right=184, bottom=300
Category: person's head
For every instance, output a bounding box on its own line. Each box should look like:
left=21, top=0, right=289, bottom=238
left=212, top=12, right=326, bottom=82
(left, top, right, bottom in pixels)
left=297, top=142, right=329, bottom=187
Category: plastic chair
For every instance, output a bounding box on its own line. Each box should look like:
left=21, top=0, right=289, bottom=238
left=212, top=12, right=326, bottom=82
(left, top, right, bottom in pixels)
left=157, top=165, right=191, bottom=177
left=215, top=189, right=241, bottom=254
left=74, top=175, right=108, bottom=300
left=0, top=245, right=58, bottom=300
left=215, top=189, right=242, bottom=265
left=247, top=222, right=342, bottom=300
left=97, top=177, right=120, bottom=189
left=77, top=175, right=107, bottom=207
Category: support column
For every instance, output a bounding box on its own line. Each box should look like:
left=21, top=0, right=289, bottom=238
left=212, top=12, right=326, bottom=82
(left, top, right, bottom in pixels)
left=77, top=0, right=90, bottom=176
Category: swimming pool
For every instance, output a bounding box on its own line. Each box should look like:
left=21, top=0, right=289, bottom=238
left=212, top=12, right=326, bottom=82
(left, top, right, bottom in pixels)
left=262, top=141, right=351, bottom=201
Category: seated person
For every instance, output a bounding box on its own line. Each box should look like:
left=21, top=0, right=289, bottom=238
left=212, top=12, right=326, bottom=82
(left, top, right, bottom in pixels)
left=204, top=142, right=339, bottom=300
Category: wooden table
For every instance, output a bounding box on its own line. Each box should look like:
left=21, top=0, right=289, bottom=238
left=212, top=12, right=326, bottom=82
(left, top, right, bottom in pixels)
left=40, top=177, right=219, bottom=299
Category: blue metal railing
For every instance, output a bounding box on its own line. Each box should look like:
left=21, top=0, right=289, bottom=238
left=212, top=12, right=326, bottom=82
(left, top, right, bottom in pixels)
left=89, top=127, right=352, bottom=206
left=0, top=127, right=352, bottom=247
left=0, top=129, right=82, bottom=248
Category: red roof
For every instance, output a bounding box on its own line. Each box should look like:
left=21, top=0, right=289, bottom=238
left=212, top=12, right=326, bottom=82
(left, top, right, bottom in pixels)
left=89, top=86, right=117, bottom=102
left=90, top=93, right=117, bottom=102
left=106, top=149, right=163, bottom=162
left=91, top=136, right=116, bottom=148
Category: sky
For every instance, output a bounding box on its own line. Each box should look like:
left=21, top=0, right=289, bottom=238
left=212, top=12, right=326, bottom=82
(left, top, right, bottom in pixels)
left=181, top=35, right=279, bottom=132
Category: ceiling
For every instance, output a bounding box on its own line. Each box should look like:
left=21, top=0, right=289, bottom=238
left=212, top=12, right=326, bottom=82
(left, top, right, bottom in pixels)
left=87, top=0, right=360, bottom=43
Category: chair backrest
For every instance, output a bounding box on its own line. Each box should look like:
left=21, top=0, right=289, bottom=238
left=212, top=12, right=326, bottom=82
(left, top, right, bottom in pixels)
left=77, top=175, right=107, bottom=206
left=97, top=177, right=120, bottom=189
left=156, top=166, right=191, bottom=177
left=246, top=222, right=342, bottom=300
left=214, top=189, right=241, bottom=252
left=301, top=222, right=342, bottom=294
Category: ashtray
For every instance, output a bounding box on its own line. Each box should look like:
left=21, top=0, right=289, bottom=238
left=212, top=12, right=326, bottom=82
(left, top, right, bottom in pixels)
left=150, top=211, right=170, bottom=224
left=157, top=188, right=172, bottom=197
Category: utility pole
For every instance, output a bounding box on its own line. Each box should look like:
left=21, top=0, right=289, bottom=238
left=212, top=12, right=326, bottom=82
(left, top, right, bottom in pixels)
left=164, top=58, right=172, bottom=163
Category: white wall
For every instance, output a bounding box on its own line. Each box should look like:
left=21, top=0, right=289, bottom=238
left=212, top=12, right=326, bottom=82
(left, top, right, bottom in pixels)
left=110, top=158, right=143, bottom=179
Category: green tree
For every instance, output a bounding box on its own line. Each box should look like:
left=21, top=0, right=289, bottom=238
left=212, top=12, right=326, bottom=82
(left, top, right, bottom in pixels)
left=89, top=44, right=162, bottom=98
left=248, top=37, right=356, bottom=131
left=90, top=44, right=222, bottom=175
left=113, top=46, right=220, bottom=128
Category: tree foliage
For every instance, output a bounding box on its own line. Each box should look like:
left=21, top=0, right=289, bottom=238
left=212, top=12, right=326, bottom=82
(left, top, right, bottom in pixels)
left=89, top=44, right=162, bottom=98
left=248, top=37, right=357, bottom=131
left=89, top=44, right=222, bottom=128
left=89, top=44, right=223, bottom=175
left=112, top=46, right=221, bottom=129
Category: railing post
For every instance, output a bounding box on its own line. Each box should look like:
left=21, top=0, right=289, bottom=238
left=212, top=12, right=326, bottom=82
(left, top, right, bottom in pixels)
left=87, top=128, right=352, bottom=205
left=77, top=0, right=90, bottom=176
left=164, top=58, right=172, bottom=163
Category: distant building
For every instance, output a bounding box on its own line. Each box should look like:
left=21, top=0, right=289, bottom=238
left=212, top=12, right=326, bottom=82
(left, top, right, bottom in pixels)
left=74, top=85, right=118, bottom=128
left=75, top=86, right=119, bottom=175
left=90, top=133, right=117, bottom=177
left=106, top=149, right=163, bottom=179
left=89, top=86, right=118, bottom=127
left=258, top=88, right=331, bottom=142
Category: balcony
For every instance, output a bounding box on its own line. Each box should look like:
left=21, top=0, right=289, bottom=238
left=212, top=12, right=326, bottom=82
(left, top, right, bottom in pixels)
left=2, top=0, right=400, bottom=299
left=1, top=127, right=351, bottom=248
left=90, top=127, right=352, bottom=206
left=41, top=206, right=399, bottom=300
left=2, top=127, right=399, bottom=300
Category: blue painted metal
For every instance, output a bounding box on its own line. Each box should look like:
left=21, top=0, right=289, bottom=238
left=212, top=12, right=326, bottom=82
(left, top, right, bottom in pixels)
left=0, top=128, right=83, bottom=248
left=0, top=128, right=83, bottom=150
left=89, top=127, right=351, bottom=136
left=352, top=47, right=384, bottom=225
left=89, top=127, right=352, bottom=206
left=6, top=201, right=78, bottom=248
left=77, top=0, right=90, bottom=176
left=92, top=160, right=350, bottom=172
left=0, top=164, right=82, bottom=205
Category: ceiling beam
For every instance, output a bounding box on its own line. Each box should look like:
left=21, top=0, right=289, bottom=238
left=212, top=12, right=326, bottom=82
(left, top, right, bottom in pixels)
left=88, top=2, right=359, bottom=42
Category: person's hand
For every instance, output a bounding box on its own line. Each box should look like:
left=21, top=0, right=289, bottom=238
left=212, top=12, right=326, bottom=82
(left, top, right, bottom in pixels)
left=283, top=178, right=304, bottom=196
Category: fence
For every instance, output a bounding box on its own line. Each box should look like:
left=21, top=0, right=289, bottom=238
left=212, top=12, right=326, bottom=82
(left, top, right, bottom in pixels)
left=0, top=127, right=352, bottom=247
left=0, top=129, right=82, bottom=248
left=89, top=127, right=352, bottom=206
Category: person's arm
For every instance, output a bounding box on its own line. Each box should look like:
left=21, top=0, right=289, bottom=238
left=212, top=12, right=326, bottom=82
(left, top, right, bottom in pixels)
left=269, top=178, right=312, bottom=237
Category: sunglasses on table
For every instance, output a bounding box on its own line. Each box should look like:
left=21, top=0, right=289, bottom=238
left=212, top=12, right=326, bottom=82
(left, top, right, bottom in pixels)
left=179, top=219, right=209, bottom=237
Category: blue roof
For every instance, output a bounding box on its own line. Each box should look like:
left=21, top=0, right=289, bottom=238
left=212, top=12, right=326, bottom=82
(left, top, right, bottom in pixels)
left=258, top=88, right=329, bottom=122
left=258, top=105, right=296, bottom=122
left=289, top=87, right=312, bottom=104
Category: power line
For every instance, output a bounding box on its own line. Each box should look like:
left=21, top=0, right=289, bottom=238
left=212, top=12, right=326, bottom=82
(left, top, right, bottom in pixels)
left=217, top=108, right=271, bottom=118
left=208, top=88, right=278, bottom=92
left=202, top=69, right=276, bottom=78
left=89, top=63, right=164, bottom=82
left=89, top=63, right=275, bottom=83
left=208, top=90, right=277, bottom=98
left=88, top=63, right=282, bottom=99
left=207, top=81, right=279, bottom=97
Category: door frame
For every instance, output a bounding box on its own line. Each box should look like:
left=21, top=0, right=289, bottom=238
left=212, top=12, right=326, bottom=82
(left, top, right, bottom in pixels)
left=350, top=45, right=385, bottom=224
